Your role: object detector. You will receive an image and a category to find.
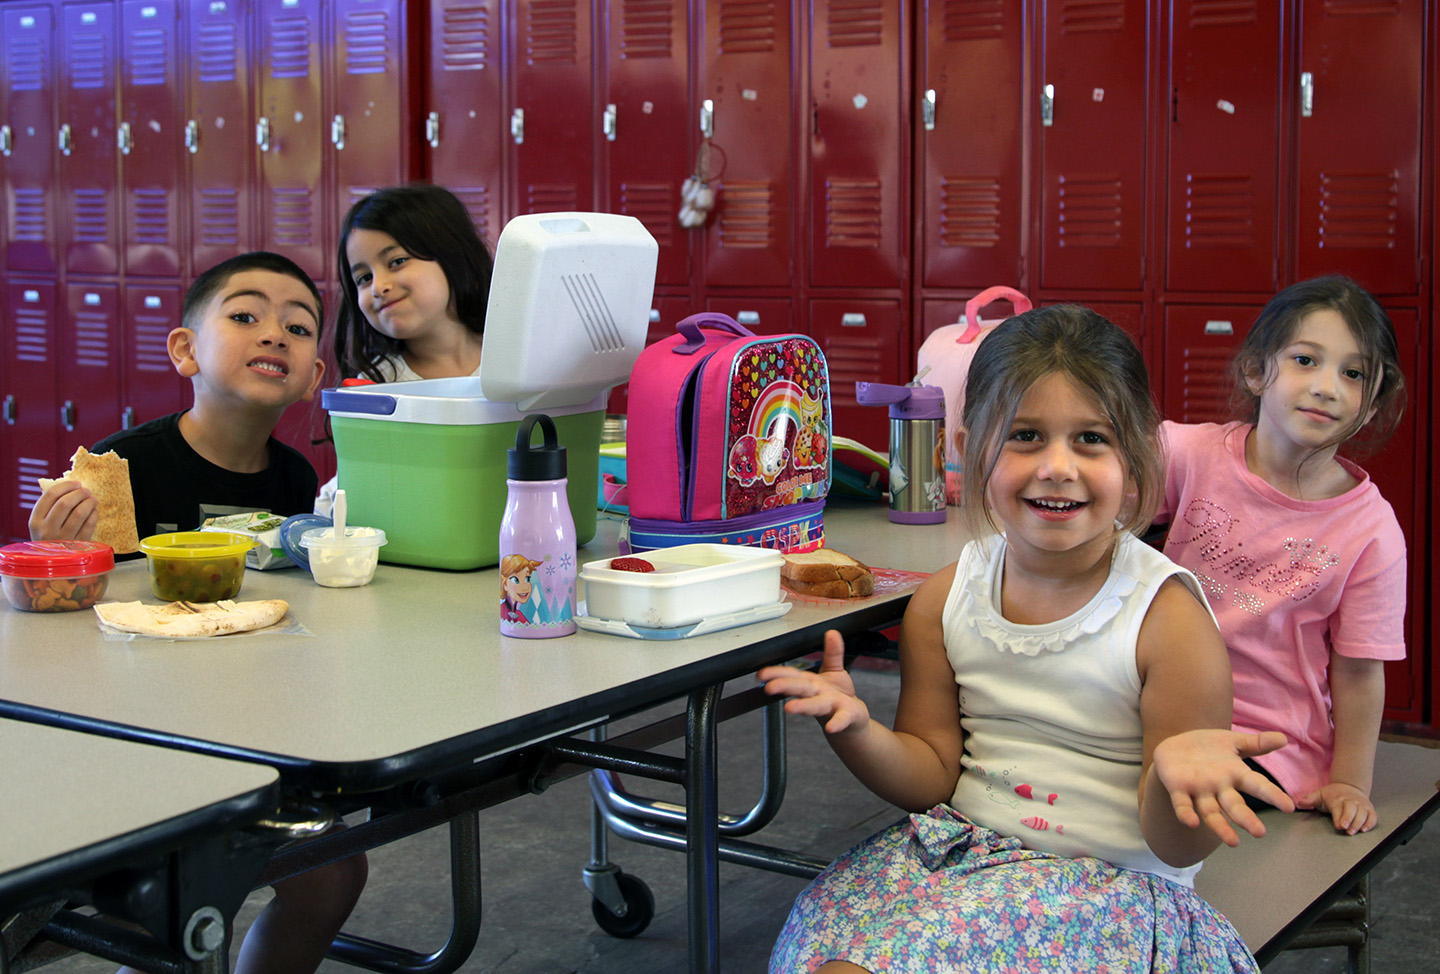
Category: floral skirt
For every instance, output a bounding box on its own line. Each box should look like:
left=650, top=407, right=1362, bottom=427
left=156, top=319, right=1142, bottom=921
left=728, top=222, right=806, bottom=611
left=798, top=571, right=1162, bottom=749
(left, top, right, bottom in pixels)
left=769, top=805, right=1258, bottom=974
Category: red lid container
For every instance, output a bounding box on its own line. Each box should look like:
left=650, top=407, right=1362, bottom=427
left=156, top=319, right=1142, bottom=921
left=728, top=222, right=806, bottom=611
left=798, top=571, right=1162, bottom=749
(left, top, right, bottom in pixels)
left=0, top=540, right=116, bottom=578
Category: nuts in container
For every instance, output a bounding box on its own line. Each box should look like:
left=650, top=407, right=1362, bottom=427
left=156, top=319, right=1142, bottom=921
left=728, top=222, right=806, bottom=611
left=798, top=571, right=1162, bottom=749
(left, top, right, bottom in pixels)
left=0, top=540, right=116, bottom=612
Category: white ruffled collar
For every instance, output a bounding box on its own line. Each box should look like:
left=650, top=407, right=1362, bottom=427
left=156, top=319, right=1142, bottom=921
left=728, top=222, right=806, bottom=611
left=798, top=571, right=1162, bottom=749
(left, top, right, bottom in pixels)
left=963, top=534, right=1136, bottom=657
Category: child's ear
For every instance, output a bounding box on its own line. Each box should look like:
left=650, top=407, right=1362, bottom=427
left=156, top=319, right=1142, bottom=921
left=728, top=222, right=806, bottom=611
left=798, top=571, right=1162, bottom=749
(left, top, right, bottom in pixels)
left=1241, top=358, right=1267, bottom=397
left=168, top=327, right=200, bottom=378
left=299, top=357, right=327, bottom=402
left=953, top=427, right=967, bottom=459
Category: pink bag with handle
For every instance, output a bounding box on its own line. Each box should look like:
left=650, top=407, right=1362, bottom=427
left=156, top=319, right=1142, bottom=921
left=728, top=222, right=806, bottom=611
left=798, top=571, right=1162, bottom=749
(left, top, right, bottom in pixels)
left=915, top=286, right=1033, bottom=505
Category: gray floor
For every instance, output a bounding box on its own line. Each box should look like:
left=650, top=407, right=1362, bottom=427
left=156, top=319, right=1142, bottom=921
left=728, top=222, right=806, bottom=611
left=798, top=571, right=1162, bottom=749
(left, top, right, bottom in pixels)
left=47, top=667, right=1440, bottom=973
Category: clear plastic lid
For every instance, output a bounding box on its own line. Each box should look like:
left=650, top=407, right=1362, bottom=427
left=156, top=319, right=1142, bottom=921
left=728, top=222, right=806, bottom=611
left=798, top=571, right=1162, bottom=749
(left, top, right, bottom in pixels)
left=0, top=540, right=116, bottom=578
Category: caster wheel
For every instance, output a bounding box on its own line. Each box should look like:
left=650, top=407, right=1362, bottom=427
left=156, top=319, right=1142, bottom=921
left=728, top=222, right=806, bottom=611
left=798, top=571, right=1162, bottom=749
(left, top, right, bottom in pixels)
left=592, top=872, right=655, bottom=938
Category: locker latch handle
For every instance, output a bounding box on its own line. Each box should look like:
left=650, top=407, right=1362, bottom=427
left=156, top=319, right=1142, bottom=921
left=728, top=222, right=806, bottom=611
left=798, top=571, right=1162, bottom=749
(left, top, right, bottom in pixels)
left=1041, top=84, right=1055, bottom=127
left=1300, top=71, right=1314, bottom=118
left=59, top=123, right=73, bottom=156
left=700, top=99, right=714, bottom=139
left=122, top=406, right=135, bottom=430
left=2, top=395, right=14, bottom=425
left=603, top=103, right=617, bottom=142
left=184, top=119, right=199, bottom=154
left=841, top=313, right=867, bottom=327
left=923, top=89, right=936, bottom=132
left=256, top=116, right=271, bottom=152
left=61, top=400, right=75, bottom=433
left=510, top=108, right=524, bottom=145
left=331, top=114, right=346, bottom=151
left=0, top=124, right=11, bottom=157
left=118, top=121, right=132, bottom=155
left=735, top=310, right=760, bottom=326
left=425, top=111, right=440, bottom=148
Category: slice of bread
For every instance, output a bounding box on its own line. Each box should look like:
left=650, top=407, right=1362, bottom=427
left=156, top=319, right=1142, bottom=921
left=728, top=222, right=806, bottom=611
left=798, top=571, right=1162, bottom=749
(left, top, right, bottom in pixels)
left=781, top=548, right=875, bottom=599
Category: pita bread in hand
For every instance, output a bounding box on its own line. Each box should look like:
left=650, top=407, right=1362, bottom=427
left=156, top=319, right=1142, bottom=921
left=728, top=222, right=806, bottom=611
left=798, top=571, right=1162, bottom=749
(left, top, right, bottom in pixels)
left=38, top=447, right=141, bottom=554
left=95, top=599, right=289, bottom=638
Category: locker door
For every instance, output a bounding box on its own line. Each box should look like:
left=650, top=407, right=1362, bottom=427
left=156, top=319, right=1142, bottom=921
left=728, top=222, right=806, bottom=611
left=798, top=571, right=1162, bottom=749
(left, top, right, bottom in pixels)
left=1160, top=303, right=1257, bottom=423
left=917, top=0, right=1025, bottom=290
left=59, top=1, right=120, bottom=276
left=122, top=283, right=188, bottom=427
left=424, top=0, right=505, bottom=248
left=807, top=0, right=905, bottom=289
left=257, top=0, right=328, bottom=283
left=512, top=0, right=594, bottom=215
left=61, top=283, right=123, bottom=453
left=2, top=6, right=58, bottom=274
left=1165, top=0, right=1280, bottom=295
left=121, top=0, right=183, bottom=278
left=3, top=282, right=59, bottom=540
left=809, top=298, right=902, bottom=446
left=1295, top=0, right=1423, bottom=295
left=601, top=0, right=691, bottom=288
left=185, top=0, right=255, bottom=273
left=331, top=0, right=412, bottom=217
left=1037, top=0, right=1148, bottom=292
left=697, top=0, right=795, bottom=288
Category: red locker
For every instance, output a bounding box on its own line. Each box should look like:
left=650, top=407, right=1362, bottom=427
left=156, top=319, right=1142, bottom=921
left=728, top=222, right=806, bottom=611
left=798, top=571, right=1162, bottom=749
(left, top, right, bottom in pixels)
left=3, top=281, right=59, bottom=540
left=2, top=5, right=58, bottom=274
left=916, top=0, right=1026, bottom=291
left=423, top=0, right=506, bottom=248
left=809, top=298, right=902, bottom=447
left=511, top=0, right=595, bottom=215
left=1037, top=0, right=1149, bottom=292
left=122, top=283, right=188, bottom=428
left=1164, top=1, right=1281, bottom=295
left=185, top=0, right=256, bottom=274
left=59, top=1, right=120, bottom=276
left=704, top=296, right=794, bottom=336
left=257, top=0, right=327, bottom=283
left=601, top=0, right=692, bottom=288
left=697, top=0, right=795, bottom=288
left=330, top=0, right=413, bottom=217
left=1295, top=0, right=1423, bottom=295
left=807, top=0, right=905, bottom=289
left=60, top=282, right=123, bottom=454
left=121, top=0, right=183, bottom=279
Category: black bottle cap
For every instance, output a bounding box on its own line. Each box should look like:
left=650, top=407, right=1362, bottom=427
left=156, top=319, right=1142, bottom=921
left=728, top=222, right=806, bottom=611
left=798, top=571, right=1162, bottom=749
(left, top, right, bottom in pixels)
left=508, top=413, right=567, bottom=481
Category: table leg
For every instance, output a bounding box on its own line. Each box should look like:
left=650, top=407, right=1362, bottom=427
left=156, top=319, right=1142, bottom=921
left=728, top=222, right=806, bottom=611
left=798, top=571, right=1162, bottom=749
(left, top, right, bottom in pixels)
left=685, top=684, right=722, bottom=974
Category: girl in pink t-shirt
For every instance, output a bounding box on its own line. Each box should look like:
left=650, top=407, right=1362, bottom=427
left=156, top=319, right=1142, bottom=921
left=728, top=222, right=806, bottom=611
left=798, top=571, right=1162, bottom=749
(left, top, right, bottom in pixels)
left=1159, top=276, right=1408, bottom=835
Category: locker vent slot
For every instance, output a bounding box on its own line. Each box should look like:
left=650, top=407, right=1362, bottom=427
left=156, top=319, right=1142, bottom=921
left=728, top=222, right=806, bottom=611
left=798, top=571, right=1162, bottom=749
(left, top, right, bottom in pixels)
left=1184, top=174, right=1256, bottom=248
left=69, top=29, right=109, bottom=88
left=621, top=0, right=674, bottom=59
left=717, top=181, right=774, bottom=249
left=618, top=183, right=676, bottom=248
left=199, top=188, right=241, bottom=246
left=940, top=177, right=1002, bottom=247
left=130, top=188, right=173, bottom=245
left=943, top=0, right=1004, bottom=41
left=126, top=27, right=170, bottom=85
left=562, top=273, right=626, bottom=353
left=76, top=307, right=112, bottom=370
left=1187, top=0, right=1258, bottom=28
left=72, top=189, right=112, bottom=244
left=15, top=306, right=49, bottom=365
left=525, top=0, right=579, bottom=65
left=197, top=23, right=240, bottom=83
left=12, top=189, right=49, bottom=242
left=441, top=6, right=491, bottom=71
left=1323, top=0, right=1400, bottom=14
left=134, top=314, right=174, bottom=374
left=451, top=187, right=493, bottom=241
left=827, top=0, right=883, bottom=47
left=1318, top=170, right=1399, bottom=249
left=825, top=180, right=883, bottom=248
left=718, top=1, right=778, bottom=54
left=19, top=458, right=50, bottom=508
left=1055, top=174, right=1123, bottom=248
left=822, top=336, right=887, bottom=406
left=269, top=187, right=316, bottom=248
left=1179, top=348, right=1232, bottom=423
left=1060, top=0, right=1125, bottom=33
left=344, top=11, right=390, bottom=74
left=6, top=35, right=47, bottom=90
left=526, top=184, right=580, bottom=213
left=268, top=16, right=314, bottom=79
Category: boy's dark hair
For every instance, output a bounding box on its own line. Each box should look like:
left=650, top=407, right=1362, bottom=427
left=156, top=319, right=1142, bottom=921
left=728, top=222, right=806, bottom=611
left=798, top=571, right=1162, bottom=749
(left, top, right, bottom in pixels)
left=960, top=304, right=1163, bottom=539
left=334, top=183, right=493, bottom=382
left=1229, top=275, right=1406, bottom=459
left=183, top=251, right=324, bottom=334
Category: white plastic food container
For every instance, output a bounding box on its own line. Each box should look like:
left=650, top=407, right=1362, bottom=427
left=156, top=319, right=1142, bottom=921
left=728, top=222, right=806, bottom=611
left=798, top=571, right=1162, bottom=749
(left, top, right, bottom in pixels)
left=579, top=544, right=783, bottom=629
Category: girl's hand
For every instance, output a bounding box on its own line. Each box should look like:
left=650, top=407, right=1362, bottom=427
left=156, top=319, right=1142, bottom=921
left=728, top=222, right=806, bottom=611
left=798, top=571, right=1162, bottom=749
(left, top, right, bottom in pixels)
left=1154, top=729, right=1294, bottom=847
left=758, top=630, right=870, bottom=735
left=28, top=481, right=98, bottom=542
left=1297, top=782, right=1378, bottom=835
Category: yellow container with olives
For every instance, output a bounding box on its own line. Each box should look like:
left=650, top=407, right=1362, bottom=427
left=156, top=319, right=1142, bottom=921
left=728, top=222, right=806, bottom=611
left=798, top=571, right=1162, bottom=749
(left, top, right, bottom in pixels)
left=139, top=532, right=255, bottom=602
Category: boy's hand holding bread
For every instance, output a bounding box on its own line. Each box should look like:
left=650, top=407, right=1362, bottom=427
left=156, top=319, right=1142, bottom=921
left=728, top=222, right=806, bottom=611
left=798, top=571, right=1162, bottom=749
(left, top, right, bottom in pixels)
left=781, top=548, right=875, bottom=599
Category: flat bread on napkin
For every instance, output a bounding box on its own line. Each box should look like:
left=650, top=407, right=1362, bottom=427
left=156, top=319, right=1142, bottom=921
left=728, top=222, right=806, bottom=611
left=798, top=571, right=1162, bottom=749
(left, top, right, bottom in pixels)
left=38, top=447, right=140, bottom=555
left=95, top=599, right=288, bottom=638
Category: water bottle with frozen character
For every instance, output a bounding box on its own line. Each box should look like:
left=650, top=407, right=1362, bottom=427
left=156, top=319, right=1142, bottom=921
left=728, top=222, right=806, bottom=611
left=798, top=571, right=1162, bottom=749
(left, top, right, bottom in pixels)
left=498, top=413, right=577, bottom=638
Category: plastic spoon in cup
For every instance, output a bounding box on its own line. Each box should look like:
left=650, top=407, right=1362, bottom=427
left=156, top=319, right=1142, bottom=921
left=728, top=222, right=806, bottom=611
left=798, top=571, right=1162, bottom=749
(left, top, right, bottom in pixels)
left=332, top=489, right=348, bottom=546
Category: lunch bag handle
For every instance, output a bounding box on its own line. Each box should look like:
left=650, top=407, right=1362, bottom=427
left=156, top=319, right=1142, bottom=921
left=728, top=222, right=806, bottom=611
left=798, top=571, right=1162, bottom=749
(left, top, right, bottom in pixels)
left=673, top=312, right=755, bottom=355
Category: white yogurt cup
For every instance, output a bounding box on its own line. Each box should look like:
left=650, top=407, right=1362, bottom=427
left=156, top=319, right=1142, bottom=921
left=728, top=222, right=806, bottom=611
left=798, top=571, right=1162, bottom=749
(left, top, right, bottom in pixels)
left=299, top=526, right=387, bottom=588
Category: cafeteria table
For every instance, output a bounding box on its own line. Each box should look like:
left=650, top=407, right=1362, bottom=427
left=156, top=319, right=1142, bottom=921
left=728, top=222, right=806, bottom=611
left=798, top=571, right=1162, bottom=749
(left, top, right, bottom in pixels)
left=0, top=503, right=967, bottom=972
left=0, top=717, right=280, bottom=973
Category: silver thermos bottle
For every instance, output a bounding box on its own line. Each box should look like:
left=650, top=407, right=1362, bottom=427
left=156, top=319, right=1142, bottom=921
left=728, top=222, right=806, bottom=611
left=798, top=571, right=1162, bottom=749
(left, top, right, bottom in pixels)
left=855, top=382, right=947, bottom=524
